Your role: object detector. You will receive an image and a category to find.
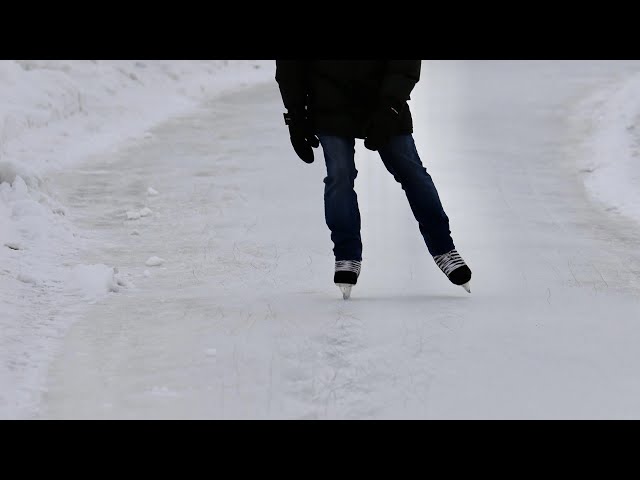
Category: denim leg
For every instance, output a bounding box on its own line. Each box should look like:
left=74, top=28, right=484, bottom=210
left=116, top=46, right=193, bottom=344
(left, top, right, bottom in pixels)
left=378, top=135, right=455, bottom=256
left=318, top=135, right=362, bottom=261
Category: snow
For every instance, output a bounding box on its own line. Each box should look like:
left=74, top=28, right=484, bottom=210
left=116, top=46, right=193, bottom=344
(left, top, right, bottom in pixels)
left=571, top=71, right=640, bottom=227
left=0, top=60, right=272, bottom=419
left=145, top=256, right=165, bottom=267
left=17, top=272, right=39, bottom=285
left=126, top=208, right=152, bottom=220
left=139, top=207, right=153, bottom=217
left=66, top=264, right=123, bottom=299
left=4, top=60, right=640, bottom=419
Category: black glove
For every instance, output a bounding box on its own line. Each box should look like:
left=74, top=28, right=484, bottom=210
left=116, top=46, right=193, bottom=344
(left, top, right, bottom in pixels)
left=284, top=110, right=319, bottom=164
left=364, top=102, right=402, bottom=151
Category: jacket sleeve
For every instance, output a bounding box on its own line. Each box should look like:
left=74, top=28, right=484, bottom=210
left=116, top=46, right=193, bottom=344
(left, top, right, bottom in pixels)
left=275, top=60, right=309, bottom=113
left=378, top=60, right=422, bottom=109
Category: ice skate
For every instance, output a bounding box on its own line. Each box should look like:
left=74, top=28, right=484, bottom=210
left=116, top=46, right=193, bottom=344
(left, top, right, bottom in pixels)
left=433, top=249, right=472, bottom=293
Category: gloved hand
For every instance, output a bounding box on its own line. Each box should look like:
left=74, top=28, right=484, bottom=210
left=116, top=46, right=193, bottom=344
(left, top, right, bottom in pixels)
left=284, top=110, right=319, bottom=164
left=364, top=102, right=402, bottom=151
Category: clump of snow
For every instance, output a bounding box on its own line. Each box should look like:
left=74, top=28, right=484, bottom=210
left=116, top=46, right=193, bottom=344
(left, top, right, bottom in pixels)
left=126, top=207, right=153, bottom=220
left=145, top=256, right=165, bottom=267
left=17, top=272, right=40, bottom=285
left=65, top=264, right=126, bottom=299
left=0, top=161, right=42, bottom=190
left=147, top=187, right=159, bottom=196
left=0, top=168, right=76, bottom=297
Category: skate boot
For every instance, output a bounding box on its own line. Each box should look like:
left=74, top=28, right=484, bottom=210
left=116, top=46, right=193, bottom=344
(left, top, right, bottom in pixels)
left=433, top=249, right=472, bottom=293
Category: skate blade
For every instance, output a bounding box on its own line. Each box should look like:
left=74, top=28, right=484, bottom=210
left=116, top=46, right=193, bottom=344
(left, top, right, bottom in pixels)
left=337, top=284, right=353, bottom=300
left=462, top=282, right=471, bottom=293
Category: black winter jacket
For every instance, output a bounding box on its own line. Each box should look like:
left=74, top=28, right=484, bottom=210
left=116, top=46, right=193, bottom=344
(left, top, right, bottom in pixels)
left=275, top=60, right=421, bottom=138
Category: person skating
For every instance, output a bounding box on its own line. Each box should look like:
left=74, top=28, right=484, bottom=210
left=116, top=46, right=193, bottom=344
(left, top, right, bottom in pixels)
left=275, top=60, right=471, bottom=298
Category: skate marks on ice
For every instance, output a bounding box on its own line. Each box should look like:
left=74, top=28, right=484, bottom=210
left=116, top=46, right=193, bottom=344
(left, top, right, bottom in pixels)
left=268, top=294, right=469, bottom=420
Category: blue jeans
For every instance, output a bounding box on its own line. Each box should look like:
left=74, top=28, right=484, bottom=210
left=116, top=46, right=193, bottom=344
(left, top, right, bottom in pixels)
left=319, top=134, right=455, bottom=261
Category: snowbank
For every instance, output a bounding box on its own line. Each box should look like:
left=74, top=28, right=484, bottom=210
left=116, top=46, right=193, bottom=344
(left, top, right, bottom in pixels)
left=573, top=71, right=640, bottom=225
